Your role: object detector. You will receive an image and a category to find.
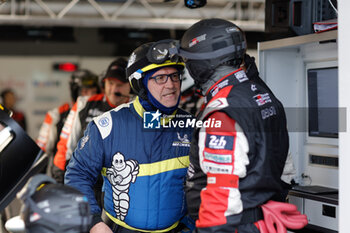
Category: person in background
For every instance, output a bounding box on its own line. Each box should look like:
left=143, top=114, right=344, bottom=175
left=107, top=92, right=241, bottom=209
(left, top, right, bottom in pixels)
left=179, top=85, right=203, bottom=117
left=65, top=42, right=194, bottom=233
left=53, top=58, right=131, bottom=184
left=175, top=18, right=305, bottom=232
left=1, top=88, right=27, bottom=130
left=36, top=69, right=100, bottom=176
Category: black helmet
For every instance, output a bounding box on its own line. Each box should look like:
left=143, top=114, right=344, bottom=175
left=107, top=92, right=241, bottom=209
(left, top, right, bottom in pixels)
left=180, top=18, right=246, bottom=87
left=126, top=42, right=185, bottom=100
left=70, top=69, right=99, bottom=102
left=101, top=57, right=128, bottom=86
left=18, top=174, right=91, bottom=233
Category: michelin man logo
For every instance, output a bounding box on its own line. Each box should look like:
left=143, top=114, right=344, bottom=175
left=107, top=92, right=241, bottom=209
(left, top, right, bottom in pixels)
left=172, top=132, right=191, bottom=147
left=177, top=132, right=190, bottom=143
left=106, top=152, right=139, bottom=220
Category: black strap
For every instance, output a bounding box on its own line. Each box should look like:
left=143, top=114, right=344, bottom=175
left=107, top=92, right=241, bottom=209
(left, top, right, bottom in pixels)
left=240, top=207, right=264, bottom=225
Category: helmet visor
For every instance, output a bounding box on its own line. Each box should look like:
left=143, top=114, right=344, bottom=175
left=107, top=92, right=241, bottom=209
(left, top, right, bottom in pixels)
left=170, top=42, right=246, bottom=61
left=147, top=39, right=179, bottom=64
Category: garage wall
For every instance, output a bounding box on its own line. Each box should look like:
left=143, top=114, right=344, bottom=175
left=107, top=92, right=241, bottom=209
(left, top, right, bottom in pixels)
left=0, top=56, right=114, bottom=140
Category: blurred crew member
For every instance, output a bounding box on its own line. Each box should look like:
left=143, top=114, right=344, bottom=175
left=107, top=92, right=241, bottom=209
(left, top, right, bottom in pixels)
left=1, top=88, right=27, bottom=130
left=36, top=69, right=100, bottom=175
left=53, top=58, right=131, bottom=183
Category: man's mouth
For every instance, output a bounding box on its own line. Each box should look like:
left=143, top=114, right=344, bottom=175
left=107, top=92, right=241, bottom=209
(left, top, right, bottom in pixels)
left=163, top=91, right=176, bottom=97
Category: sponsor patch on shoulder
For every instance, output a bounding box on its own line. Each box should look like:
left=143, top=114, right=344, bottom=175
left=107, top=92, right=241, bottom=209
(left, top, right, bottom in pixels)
left=98, top=117, right=110, bottom=127
left=234, top=70, right=248, bottom=83
left=205, top=134, right=234, bottom=150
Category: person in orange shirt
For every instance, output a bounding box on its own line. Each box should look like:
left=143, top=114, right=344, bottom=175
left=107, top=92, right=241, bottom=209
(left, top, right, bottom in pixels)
left=52, top=58, right=131, bottom=183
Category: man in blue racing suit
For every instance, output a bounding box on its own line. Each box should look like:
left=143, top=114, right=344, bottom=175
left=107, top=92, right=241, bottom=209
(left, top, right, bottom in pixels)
left=65, top=42, right=194, bottom=233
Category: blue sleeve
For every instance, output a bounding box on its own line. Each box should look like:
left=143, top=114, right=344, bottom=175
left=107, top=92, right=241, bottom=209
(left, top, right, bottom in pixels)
left=64, top=121, right=104, bottom=215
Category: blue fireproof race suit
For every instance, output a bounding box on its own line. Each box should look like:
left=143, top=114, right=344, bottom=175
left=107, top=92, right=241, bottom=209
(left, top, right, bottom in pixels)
left=65, top=97, right=194, bottom=232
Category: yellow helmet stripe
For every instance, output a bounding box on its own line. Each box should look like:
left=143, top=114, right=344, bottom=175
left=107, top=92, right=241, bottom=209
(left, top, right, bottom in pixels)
left=140, top=60, right=185, bottom=73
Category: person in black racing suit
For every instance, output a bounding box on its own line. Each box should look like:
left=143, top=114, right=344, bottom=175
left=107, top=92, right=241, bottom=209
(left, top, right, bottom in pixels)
left=175, top=18, right=306, bottom=233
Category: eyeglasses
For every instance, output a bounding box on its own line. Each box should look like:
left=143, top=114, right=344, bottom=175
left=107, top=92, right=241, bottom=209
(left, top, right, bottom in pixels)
left=150, top=71, right=183, bottom=84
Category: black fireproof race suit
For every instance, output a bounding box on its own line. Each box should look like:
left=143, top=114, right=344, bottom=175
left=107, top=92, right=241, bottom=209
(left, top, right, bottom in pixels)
left=185, top=68, right=289, bottom=233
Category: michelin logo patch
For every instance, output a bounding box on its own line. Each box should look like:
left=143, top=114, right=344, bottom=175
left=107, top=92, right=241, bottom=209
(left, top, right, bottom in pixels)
left=206, top=134, right=234, bottom=150
left=98, top=117, right=110, bottom=127
left=172, top=132, right=191, bottom=147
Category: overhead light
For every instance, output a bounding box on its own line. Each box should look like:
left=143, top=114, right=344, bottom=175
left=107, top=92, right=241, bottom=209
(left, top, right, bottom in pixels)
left=53, top=62, right=79, bottom=72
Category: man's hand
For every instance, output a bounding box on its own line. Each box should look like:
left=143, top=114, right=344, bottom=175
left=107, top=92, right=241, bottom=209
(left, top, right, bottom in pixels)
left=90, top=222, right=113, bottom=233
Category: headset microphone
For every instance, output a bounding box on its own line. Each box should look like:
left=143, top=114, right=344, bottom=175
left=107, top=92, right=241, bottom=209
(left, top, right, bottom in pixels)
left=114, top=92, right=129, bottom=98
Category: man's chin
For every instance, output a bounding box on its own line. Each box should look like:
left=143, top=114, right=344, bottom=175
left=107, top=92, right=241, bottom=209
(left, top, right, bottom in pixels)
left=109, top=96, right=122, bottom=106
left=162, top=101, right=178, bottom=108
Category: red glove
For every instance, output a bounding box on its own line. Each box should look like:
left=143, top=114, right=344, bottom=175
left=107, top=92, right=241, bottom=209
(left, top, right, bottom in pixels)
left=258, top=200, right=308, bottom=233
